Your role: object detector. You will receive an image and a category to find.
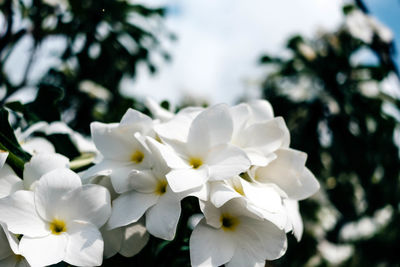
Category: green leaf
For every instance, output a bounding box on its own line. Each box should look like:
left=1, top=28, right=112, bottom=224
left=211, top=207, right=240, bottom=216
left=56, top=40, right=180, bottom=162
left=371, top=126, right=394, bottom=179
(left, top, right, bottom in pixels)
left=0, top=108, right=31, bottom=174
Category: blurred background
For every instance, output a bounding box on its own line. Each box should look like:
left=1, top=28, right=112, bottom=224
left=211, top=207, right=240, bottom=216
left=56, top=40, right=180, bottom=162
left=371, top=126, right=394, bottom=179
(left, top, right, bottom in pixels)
left=1, top=0, right=400, bottom=266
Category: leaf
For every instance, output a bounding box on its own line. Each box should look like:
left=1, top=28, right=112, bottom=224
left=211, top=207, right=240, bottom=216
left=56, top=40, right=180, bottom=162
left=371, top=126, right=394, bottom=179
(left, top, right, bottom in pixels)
left=24, top=84, right=64, bottom=123
left=0, top=108, right=31, bottom=174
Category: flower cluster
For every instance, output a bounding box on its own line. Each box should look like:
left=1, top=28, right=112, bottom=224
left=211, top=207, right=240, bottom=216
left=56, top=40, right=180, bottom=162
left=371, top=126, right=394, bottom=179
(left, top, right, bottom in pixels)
left=0, top=99, right=319, bottom=266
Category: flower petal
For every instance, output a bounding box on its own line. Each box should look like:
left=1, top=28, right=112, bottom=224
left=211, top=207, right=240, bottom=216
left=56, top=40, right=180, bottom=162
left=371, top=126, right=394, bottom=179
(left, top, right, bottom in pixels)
left=19, top=234, right=67, bottom=267
left=206, top=144, right=250, bottom=180
left=255, top=149, right=319, bottom=200
left=0, top=165, right=23, bottom=199
left=0, top=151, right=8, bottom=169
left=64, top=222, right=104, bottom=267
left=65, top=184, right=111, bottom=228
left=166, top=168, right=208, bottom=193
left=0, top=224, right=13, bottom=260
left=120, top=220, right=149, bottom=257
left=0, top=255, right=20, bottom=267
left=101, top=226, right=123, bottom=258
left=284, top=199, right=303, bottom=241
left=23, top=153, right=69, bottom=190
left=209, top=181, right=241, bottom=208
left=145, top=190, right=181, bottom=240
left=188, top=104, right=233, bottom=153
left=190, top=218, right=235, bottom=267
left=107, top=191, right=158, bottom=229
left=0, top=191, right=48, bottom=237
left=90, top=122, right=135, bottom=160
left=34, top=168, right=82, bottom=222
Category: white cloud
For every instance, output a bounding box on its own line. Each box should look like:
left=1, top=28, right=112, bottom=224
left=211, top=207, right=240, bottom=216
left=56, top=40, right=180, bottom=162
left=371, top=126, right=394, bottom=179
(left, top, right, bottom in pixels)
left=127, top=0, right=344, bottom=105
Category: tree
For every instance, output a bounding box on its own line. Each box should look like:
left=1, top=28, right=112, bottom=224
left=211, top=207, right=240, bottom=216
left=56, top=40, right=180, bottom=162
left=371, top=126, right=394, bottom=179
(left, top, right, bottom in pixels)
left=259, top=4, right=400, bottom=266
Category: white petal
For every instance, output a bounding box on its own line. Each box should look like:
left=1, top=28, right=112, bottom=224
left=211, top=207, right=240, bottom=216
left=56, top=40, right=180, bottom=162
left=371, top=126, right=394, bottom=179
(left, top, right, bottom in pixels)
left=145, top=137, right=188, bottom=169
left=230, top=103, right=250, bottom=138
left=90, top=122, right=135, bottom=160
left=80, top=159, right=114, bottom=183
left=226, top=251, right=265, bottom=267
left=238, top=217, right=287, bottom=260
left=128, top=169, right=158, bottom=194
left=34, top=168, right=82, bottom=222
left=0, top=165, right=23, bottom=199
left=21, top=137, right=55, bottom=155
left=0, top=151, right=8, bottom=169
left=0, top=224, right=13, bottom=260
left=248, top=99, right=274, bottom=122
left=284, top=199, right=303, bottom=241
left=245, top=150, right=276, bottom=166
left=107, top=191, right=158, bottom=229
left=0, top=255, right=19, bottom=267
left=1, top=223, right=20, bottom=255
left=119, top=220, right=149, bottom=257
left=239, top=118, right=286, bottom=152
left=154, top=107, right=202, bottom=142
left=15, top=259, right=30, bottom=267
left=241, top=180, right=282, bottom=213
left=64, top=222, right=103, bottom=266
left=206, top=144, right=250, bottom=180
left=188, top=104, right=233, bottom=151
left=199, top=200, right=222, bottom=229
left=19, top=234, right=67, bottom=266
left=209, top=182, right=241, bottom=208
left=145, top=190, right=181, bottom=240
left=166, top=168, right=208, bottom=193
left=145, top=97, right=174, bottom=121
left=23, top=153, right=69, bottom=190
left=255, top=149, right=320, bottom=200
left=109, top=165, right=142, bottom=194
left=120, top=108, right=153, bottom=132
left=190, top=219, right=235, bottom=267
left=101, top=226, right=123, bottom=258
left=0, top=191, right=48, bottom=237
left=65, top=184, right=111, bottom=228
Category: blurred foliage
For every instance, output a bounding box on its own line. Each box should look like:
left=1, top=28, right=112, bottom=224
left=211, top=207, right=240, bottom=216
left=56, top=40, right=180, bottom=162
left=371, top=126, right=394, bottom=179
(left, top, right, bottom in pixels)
left=260, top=3, right=400, bottom=267
left=0, top=0, right=169, bottom=133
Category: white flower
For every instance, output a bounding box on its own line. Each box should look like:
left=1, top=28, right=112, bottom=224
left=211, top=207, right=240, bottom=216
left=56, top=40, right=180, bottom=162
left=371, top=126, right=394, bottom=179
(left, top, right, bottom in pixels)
left=0, top=168, right=111, bottom=266
left=82, top=109, right=155, bottom=193
left=209, top=176, right=287, bottom=230
left=107, top=137, right=202, bottom=240
left=86, top=175, right=150, bottom=258
left=229, top=100, right=289, bottom=166
left=247, top=148, right=320, bottom=239
left=156, top=104, right=251, bottom=193
left=0, top=223, right=29, bottom=266
left=15, top=122, right=55, bottom=155
left=190, top=199, right=287, bottom=267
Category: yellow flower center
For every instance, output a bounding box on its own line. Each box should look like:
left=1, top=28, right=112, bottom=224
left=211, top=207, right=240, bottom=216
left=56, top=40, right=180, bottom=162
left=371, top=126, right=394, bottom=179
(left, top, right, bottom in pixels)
left=233, top=184, right=245, bottom=196
left=189, top=157, right=203, bottom=169
left=49, top=219, right=67, bottom=235
left=15, top=254, right=24, bottom=261
left=131, top=150, right=144, bottom=163
left=220, top=214, right=239, bottom=232
left=155, top=179, right=168, bottom=195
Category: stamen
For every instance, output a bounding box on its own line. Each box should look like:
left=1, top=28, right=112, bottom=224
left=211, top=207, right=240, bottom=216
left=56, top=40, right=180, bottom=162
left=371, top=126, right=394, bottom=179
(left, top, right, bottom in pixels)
left=131, top=150, right=144, bottom=163
left=189, top=158, right=203, bottom=169
left=49, top=219, right=67, bottom=235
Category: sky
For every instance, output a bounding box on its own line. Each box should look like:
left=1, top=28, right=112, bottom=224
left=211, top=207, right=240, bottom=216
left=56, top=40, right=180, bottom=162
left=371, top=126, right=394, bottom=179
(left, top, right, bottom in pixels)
left=4, top=0, right=399, bottom=106
left=126, top=0, right=344, bottom=105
